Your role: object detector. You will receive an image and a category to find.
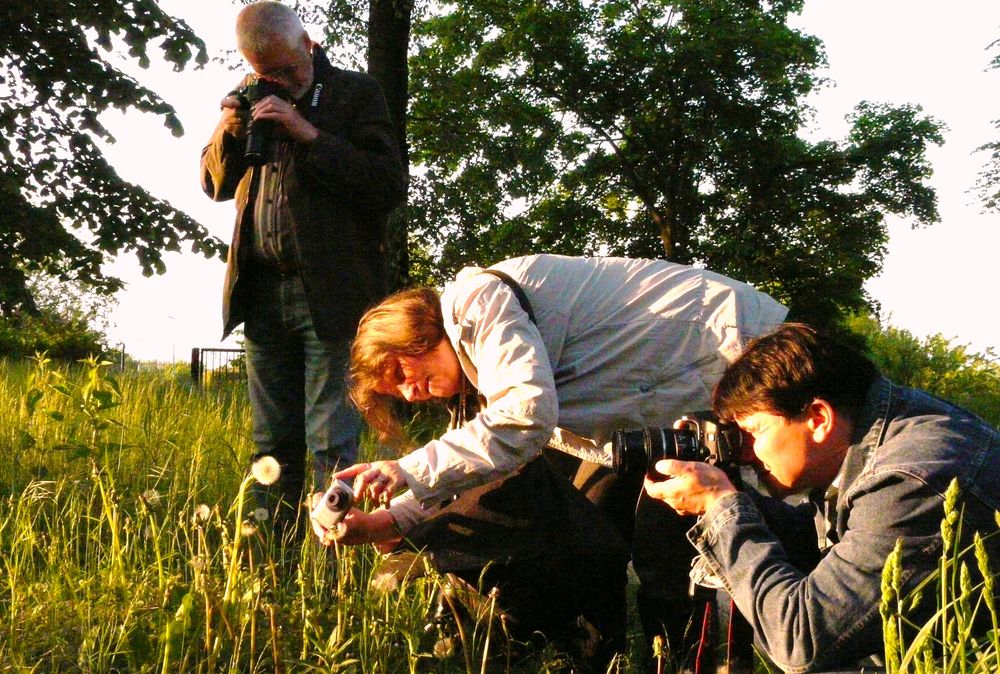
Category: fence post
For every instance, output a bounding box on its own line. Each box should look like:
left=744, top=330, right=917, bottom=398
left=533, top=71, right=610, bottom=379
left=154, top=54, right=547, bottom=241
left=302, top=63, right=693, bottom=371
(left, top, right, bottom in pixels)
left=190, top=347, right=201, bottom=386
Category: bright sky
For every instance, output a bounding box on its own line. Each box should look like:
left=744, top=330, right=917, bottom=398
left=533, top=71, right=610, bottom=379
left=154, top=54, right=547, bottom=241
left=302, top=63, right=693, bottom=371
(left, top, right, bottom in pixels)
left=98, top=0, right=1000, bottom=362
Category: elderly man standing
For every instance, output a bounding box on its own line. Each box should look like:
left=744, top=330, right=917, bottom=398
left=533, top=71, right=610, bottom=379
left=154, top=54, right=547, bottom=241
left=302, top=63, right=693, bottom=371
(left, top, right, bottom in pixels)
left=201, top=1, right=406, bottom=539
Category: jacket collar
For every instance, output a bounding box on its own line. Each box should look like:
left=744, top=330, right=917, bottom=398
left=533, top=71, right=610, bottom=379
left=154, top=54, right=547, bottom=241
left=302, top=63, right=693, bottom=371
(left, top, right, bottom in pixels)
left=835, top=376, right=895, bottom=507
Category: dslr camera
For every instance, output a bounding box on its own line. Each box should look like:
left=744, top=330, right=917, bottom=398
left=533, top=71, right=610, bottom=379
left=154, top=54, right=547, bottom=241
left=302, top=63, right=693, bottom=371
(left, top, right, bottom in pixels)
left=230, top=78, right=291, bottom=166
left=310, top=478, right=355, bottom=530
left=611, top=411, right=746, bottom=481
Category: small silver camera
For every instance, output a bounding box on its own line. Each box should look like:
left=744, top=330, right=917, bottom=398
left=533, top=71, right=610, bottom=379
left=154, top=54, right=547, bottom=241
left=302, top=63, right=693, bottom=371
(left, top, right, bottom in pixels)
left=310, top=478, right=355, bottom=529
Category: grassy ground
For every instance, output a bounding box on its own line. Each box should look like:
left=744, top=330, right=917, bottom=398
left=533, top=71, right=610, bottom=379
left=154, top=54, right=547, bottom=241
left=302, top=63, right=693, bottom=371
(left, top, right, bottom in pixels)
left=23, top=356, right=996, bottom=673
left=0, top=356, right=657, bottom=673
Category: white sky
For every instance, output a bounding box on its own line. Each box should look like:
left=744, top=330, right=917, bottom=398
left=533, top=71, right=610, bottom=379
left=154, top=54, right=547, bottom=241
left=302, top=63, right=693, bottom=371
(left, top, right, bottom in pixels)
left=98, top=0, right=1000, bottom=362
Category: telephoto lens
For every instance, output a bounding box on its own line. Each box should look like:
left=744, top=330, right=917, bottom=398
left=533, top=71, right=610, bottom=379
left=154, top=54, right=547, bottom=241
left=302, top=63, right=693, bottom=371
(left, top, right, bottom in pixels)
left=243, top=118, right=274, bottom=166
left=310, top=478, right=355, bottom=529
left=610, top=427, right=700, bottom=480
left=235, top=78, right=290, bottom=166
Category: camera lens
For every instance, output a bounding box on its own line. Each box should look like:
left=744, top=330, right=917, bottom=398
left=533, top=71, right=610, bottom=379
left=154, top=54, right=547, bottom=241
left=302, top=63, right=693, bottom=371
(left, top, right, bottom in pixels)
left=325, top=486, right=350, bottom=509
left=244, top=119, right=273, bottom=166
left=611, top=427, right=701, bottom=479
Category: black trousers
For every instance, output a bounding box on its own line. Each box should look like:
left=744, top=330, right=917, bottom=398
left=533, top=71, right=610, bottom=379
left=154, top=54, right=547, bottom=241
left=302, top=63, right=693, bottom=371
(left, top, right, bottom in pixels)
left=561, top=453, right=702, bottom=668
left=399, top=456, right=631, bottom=663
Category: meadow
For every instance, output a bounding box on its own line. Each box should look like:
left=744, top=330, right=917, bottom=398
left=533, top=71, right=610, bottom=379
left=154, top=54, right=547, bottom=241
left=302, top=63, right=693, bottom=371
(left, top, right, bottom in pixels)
left=1, top=355, right=997, bottom=674
left=0, top=356, right=563, bottom=673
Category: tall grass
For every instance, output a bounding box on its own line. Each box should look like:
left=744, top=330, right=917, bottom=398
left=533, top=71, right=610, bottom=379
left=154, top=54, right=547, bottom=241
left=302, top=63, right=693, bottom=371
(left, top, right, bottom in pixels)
left=0, top=356, right=620, bottom=673
left=881, top=480, right=1000, bottom=673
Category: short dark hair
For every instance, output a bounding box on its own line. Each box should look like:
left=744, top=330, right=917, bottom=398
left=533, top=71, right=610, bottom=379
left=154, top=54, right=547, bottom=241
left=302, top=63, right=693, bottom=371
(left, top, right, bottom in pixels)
left=713, top=323, right=880, bottom=422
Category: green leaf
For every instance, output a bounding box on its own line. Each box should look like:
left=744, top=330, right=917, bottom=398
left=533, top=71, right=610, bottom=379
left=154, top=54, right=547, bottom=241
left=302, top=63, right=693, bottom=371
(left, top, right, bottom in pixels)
left=25, top=387, right=44, bottom=415
left=18, top=430, right=36, bottom=450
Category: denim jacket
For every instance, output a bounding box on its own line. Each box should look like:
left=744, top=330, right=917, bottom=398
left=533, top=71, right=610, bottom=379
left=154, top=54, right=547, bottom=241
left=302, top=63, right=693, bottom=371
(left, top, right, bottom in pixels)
left=690, top=376, right=1000, bottom=673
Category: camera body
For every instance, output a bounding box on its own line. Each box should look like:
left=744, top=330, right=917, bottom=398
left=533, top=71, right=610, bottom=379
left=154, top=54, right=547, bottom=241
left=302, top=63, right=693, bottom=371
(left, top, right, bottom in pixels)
left=231, top=78, right=291, bottom=166
left=310, top=478, right=355, bottom=530
left=611, top=411, right=745, bottom=481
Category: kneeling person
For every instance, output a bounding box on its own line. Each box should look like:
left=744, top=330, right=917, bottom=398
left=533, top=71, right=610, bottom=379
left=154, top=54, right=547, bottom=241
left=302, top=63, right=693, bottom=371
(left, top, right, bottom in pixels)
left=645, top=323, right=1000, bottom=672
left=313, top=254, right=787, bottom=667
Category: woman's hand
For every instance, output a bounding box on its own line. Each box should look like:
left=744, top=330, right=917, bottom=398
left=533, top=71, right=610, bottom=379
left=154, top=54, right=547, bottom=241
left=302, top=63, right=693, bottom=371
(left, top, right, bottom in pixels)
left=334, top=460, right=407, bottom=506
left=310, top=503, right=401, bottom=549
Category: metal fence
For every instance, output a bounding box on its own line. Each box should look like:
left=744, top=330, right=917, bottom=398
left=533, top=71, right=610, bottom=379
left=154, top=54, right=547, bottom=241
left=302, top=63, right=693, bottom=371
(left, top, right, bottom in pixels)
left=190, top=347, right=245, bottom=386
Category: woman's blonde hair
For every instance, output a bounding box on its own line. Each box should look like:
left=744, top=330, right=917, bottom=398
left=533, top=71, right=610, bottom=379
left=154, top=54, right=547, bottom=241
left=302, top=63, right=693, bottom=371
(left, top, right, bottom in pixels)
left=349, top=287, right=446, bottom=444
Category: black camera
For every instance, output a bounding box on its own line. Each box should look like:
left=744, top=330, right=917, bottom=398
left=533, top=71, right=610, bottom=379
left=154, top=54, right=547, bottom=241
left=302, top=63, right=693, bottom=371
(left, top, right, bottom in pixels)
left=231, top=78, right=291, bottom=166
left=611, top=411, right=746, bottom=481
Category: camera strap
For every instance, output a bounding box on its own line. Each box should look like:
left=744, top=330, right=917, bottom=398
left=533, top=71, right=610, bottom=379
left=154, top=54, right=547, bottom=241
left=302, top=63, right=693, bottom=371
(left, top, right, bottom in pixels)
left=479, top=268, right=536, bottom=324
left=448, top=268, right=536, bottom=430
left=448, top=269, right=613, bottom=467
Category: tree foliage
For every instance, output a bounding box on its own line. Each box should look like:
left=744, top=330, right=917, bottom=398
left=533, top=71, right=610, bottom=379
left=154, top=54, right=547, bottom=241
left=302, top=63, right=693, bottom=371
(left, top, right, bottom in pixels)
left=848, top=313, right=1000, bottom=427
left=975, top=36, right=1000, bottom=211
left=0, top=0, right=227, bottom=316
left=406, top=0, right=943, bottom=326
left=0, top=274, right=113, bottom=361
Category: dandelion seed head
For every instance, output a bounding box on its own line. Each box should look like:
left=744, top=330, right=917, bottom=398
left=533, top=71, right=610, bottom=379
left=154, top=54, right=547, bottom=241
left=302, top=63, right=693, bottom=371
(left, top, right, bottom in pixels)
left=253, top=507, right=269, bottom=522
left=433, top=637, right=457, bottom=659
left=192, top=503, right=211, bottom=523
left=251, top=456, right=281, bottom=485
left=369, top=572, right=400, bottom=594
left=141, top=489, right=162, bottom=507
left=241, top=522, right=258, bottom=537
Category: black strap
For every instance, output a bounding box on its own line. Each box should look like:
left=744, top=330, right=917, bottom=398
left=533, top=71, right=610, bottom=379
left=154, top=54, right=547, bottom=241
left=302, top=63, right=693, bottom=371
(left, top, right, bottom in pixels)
left=480, top=268, right=537, bottom=324
left=448, top=268, right=536, bottom=430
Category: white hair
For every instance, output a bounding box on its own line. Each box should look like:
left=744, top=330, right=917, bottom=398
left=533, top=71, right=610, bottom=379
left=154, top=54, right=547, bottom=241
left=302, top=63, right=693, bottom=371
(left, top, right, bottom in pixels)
left=236, top=1, right=307, bottom=56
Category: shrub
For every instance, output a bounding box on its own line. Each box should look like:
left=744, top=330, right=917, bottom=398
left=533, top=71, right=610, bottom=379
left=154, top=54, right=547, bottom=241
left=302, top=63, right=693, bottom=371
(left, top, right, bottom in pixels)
left=847, top=313, right=1000, bottom=426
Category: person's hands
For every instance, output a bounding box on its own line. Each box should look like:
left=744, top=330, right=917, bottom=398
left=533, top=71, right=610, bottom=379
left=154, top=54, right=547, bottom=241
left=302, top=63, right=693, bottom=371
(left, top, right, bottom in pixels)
left=218, top=94, right=248, bottom=137
left=310, top=502, right=401, bottom=549
left=251, top=95, right=319, bottom=144
left=334, top=460, right=407, bottom=507
left=643, top=460, right=738, bottom=516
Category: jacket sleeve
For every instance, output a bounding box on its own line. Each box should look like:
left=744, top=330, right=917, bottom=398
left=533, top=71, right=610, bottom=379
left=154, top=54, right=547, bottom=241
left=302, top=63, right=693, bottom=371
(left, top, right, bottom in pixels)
left=394, top=276, right=558, bottom=509
left=691, top=473, right=944, bottom=673
left=293, top=75, right=406, bottom=213
left=200, top=82, right=252, bottom=202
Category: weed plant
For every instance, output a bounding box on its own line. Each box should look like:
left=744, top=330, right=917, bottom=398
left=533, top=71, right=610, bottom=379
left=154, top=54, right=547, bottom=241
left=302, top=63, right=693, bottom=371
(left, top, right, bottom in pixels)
left=881, top=480, right=1000, bottom=673
left=0, top=356, right=631, bottom=673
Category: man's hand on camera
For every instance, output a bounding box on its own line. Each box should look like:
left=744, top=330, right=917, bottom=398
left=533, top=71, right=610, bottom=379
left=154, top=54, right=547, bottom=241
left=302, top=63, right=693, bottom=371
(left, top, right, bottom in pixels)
left=335, top=460, right=406, bottom=507
left=251, top=95, right=319, bottom=144
left=310, top=503, right=401, bottom=550
left=218, top=94, right=248, bottom=137
left=643, top=459, right=738, bottom=516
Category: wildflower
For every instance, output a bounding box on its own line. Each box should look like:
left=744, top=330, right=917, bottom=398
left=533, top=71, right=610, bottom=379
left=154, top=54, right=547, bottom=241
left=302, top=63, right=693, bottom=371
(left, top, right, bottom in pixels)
left=253, top=507, right=269, bottom=522
left=192, top=503, right=211, bottom=525
left=369, top=572, right=401, bottom=594
left=251, top=455, right=281, bottom=485
left=241, top=521, right=258, bottom=537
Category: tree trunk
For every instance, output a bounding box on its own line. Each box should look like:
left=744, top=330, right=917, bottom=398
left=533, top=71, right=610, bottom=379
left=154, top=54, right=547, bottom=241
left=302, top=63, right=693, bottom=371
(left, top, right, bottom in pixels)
left=367, top=0, right=412, bottom=291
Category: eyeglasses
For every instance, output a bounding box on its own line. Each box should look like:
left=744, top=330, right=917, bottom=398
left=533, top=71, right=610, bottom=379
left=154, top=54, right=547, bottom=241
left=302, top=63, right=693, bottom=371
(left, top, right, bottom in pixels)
left=258, top=60, right=306, bottom=82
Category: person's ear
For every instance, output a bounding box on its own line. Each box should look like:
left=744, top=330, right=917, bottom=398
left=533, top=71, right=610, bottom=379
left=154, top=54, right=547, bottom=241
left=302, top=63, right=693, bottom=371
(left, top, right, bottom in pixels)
left=805, top=399, right=837, bottom=444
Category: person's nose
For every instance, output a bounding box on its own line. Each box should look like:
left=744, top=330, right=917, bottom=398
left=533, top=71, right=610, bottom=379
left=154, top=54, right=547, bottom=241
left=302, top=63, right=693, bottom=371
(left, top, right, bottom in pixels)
left=400, top=382, right=420, bottom=402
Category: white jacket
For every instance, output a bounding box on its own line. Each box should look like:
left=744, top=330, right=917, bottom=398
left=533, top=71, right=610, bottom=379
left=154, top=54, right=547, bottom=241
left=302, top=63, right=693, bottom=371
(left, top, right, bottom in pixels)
left=390, top=254, right=787, bottom=531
